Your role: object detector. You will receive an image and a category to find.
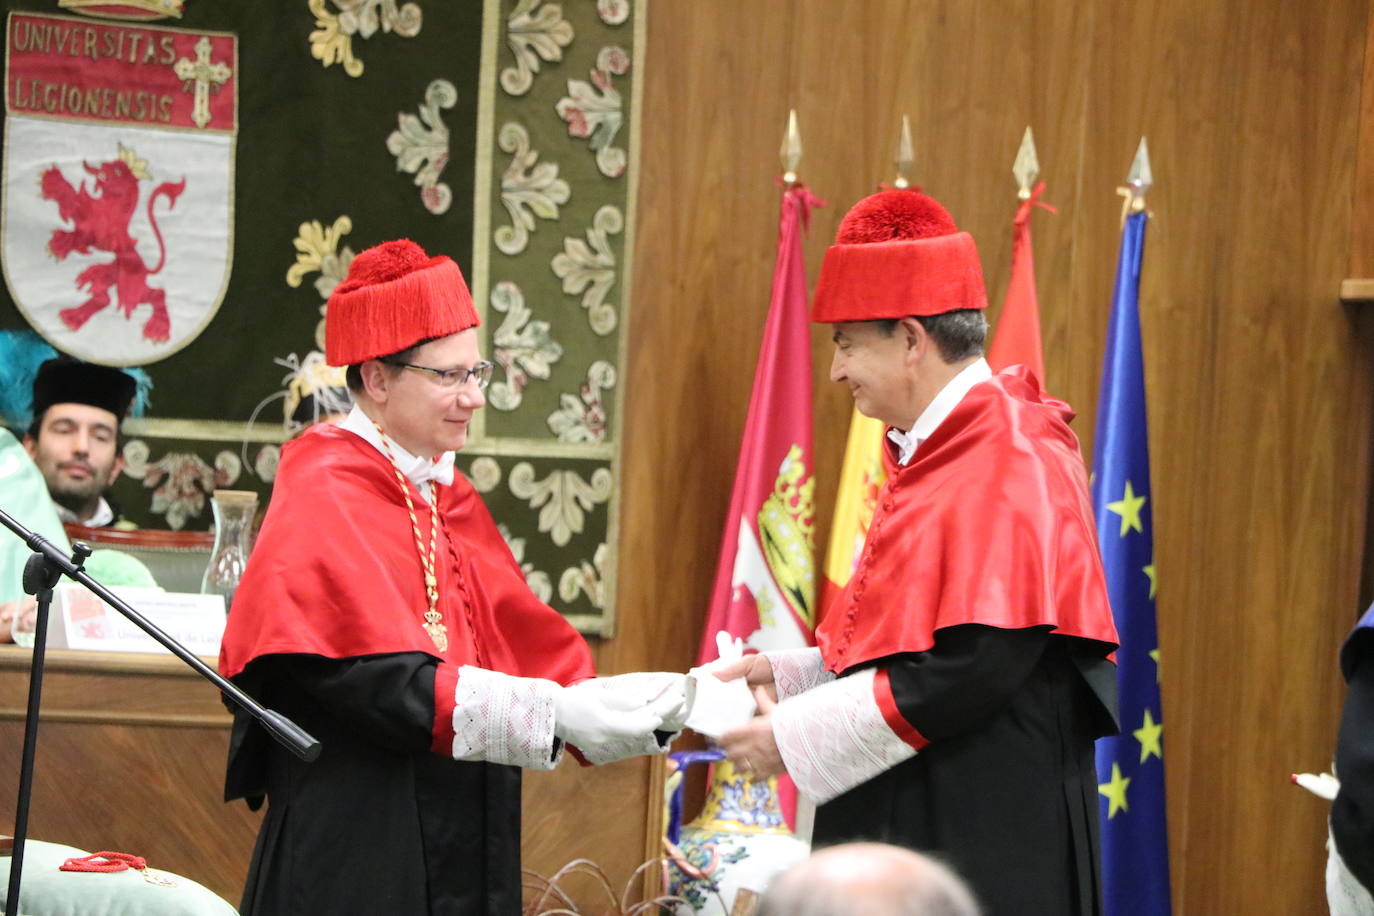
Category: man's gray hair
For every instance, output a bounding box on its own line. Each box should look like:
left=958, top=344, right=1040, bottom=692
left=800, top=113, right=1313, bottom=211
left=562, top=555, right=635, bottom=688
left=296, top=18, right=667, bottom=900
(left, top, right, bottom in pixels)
left=875, top=310, right=987, bottom=363
left=758, top=842, right=981, bottom=916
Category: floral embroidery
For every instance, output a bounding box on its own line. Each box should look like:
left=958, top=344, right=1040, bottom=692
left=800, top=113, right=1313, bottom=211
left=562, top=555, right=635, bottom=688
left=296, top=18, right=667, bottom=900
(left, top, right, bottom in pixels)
left=508, top=463, right=612, bottom=547
left=555, top=45, right=630, bottom=178
left=387, top=79, right=456, bottom=215
left=122, top=441, right=242, bottom=530
left=498, top=523, right=553, bottom=603
left=500, top=0, right=573, bottom=96
left=254, top=445, right=280, bottom=484
left=488, top=280, right=564, bottom=411
left=496, top=122, right=571, bottom=256
left=467, top=456, right=502, bottom=493
left=551, top=205, right=621, bottom=334
left=596, top=0, right=629, bottom=25
left=286, top=216, right=355, bottom=349
left=308, top=0, right=422, bottom=78
left=547, top=360, right=616, bottom=443
left=559, top=541, right=606, bottom=608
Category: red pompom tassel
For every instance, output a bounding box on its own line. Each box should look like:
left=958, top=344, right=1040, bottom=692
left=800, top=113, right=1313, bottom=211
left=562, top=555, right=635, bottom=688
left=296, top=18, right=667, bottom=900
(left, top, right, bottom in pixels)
left=835, top=189, right=957, bottom=244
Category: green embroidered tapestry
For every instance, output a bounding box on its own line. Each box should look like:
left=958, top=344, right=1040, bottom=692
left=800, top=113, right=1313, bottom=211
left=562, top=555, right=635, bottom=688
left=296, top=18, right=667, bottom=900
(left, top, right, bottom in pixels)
left=0, top=0, right=641, bottom=634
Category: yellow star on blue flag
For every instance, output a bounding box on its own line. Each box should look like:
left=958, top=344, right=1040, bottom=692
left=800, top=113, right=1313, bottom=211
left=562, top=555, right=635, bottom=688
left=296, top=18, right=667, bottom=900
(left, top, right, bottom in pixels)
left=1099, top=763, right=1131, bottom=818
left=1106, top=480, right=1147, bottom=537
left=1134, top=708, right=1163, bottom=763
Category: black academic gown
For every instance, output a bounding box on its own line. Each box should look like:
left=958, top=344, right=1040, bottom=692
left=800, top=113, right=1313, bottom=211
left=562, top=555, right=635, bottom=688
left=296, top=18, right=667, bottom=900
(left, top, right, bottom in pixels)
left=1333, top=617, right=1374, bottom=896
left=226, top=653, right=524, bottom=916
left=812, top=624, right=1119, bottom=916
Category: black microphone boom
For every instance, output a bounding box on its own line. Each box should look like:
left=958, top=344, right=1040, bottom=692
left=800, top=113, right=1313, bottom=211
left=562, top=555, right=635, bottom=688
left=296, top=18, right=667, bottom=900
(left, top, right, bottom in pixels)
left=0, top=504, right=319, bottom=916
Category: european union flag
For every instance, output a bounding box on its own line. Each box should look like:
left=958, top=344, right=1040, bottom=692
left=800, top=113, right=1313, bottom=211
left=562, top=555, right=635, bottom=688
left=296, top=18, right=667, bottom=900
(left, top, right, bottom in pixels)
left=1092, top=208, right=1172, bottom=914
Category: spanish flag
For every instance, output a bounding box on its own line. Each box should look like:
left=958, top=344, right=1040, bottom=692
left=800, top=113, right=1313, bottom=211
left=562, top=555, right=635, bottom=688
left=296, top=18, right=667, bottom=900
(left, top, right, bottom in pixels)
left=818, top=409, right=887, bottom=619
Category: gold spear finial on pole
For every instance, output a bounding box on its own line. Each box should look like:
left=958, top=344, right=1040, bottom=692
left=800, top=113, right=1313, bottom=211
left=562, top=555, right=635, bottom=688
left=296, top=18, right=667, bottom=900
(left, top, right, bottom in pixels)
left=1116, top=137, right=1153, bottom=224
left=1126, top=136, right=1152, bottom=204
left=780, top=109, right=802, bottom=187
left=1013, top=126, right=1039, bottom=200
left=1115, top=135, right=1148, bottom=221
left=893, top=115, right=914, bottom=189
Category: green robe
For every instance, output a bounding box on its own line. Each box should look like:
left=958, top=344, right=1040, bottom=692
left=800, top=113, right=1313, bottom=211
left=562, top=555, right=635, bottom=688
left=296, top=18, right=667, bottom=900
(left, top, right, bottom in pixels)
left=0, top=428, right=69, bottom=604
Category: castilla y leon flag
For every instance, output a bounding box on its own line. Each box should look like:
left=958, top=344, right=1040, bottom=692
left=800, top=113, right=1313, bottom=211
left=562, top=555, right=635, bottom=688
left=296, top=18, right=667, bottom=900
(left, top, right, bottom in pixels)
left=698, top=182, right=822, bottom=667
left=2, top=10, right=236, bottom=366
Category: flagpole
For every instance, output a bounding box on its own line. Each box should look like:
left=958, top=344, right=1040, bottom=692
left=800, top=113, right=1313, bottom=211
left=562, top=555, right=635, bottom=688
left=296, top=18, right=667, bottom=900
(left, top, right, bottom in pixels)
left=893, top=115, right=914, bottom=189
left=1093, top=136, right=1172, bottom=916
left=781, top=108, right=801, bottom=188
left=1014, top=126, right=1039, bottom=199
left=988, top=126, right=1050, bottom=382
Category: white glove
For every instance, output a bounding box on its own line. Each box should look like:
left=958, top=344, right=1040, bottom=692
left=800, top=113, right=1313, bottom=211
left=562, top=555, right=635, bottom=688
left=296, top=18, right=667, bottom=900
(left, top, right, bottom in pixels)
left=554, top=674, right=692, bottom=765
left=592, top=671, right=695, bottom=733
left=686, top=630, right=758, bottom=738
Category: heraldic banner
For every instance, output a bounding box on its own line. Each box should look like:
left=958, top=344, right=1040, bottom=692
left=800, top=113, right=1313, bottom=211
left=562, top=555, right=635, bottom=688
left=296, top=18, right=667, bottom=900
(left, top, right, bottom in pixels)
left=0, top=0, right=643, bottom=636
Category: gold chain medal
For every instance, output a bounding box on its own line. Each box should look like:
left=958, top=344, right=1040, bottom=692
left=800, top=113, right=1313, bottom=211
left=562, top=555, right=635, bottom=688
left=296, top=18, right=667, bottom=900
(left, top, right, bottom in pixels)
left=373, top=421, right=448, bottom=652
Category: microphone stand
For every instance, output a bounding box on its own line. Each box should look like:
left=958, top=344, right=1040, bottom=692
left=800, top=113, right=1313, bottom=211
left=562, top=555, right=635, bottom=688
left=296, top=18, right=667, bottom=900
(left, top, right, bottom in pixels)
left=0, top=506, right=320, bottom=916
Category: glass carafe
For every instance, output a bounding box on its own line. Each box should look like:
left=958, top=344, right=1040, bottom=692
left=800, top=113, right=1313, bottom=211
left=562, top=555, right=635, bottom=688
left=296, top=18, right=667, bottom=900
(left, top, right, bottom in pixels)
left=201, top=489, right=258, bottom=614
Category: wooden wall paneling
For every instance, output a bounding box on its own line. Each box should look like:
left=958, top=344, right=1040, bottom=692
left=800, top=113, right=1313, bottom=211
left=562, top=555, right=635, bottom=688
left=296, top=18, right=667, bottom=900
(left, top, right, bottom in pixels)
left=1357, top=0, right=1374, bottom=613
left=1352, top=0, right=1374, bottom=284
left=625, top=0, right=1374, bottom=912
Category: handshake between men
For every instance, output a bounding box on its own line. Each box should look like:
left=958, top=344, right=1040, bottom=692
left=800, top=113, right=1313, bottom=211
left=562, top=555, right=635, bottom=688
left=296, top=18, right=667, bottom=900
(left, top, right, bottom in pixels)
left=552, top=671, right=697, bottom=765
left=575, top=632, right=865, bottom=809
left=569, top=633, right=790, bottom=780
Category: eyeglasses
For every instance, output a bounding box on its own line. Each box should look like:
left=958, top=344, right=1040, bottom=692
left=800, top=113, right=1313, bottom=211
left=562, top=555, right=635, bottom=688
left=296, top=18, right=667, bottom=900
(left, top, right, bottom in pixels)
left=384, top=359, right=494, bottom=390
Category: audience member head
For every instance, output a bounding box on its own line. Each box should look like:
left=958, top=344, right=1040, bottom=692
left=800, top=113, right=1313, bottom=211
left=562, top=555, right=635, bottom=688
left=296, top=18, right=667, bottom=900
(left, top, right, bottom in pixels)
left=758, top=842, right=980, bottom=916
left=23, top=356, right=136, bottom=524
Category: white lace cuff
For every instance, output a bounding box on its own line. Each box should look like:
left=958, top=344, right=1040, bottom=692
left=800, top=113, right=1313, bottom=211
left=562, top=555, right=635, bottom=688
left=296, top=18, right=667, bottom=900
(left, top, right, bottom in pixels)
left=770, top=668, right=916, bottom=804
left=450, top=665, right=561, bottom=771
left=574, top=673, right=681, bottom=765
left=763, top=647, right=834, bottom=700
left=1328, top=822, right=1374, bottom=916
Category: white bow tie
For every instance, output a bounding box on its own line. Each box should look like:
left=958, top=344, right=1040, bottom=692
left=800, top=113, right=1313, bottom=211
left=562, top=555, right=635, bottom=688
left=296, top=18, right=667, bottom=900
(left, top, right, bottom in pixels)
left=413, top=451, right=456, bottom=487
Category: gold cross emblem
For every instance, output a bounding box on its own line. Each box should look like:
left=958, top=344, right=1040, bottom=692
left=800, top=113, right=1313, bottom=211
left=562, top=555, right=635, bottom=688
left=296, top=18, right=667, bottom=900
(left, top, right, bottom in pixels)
left=173, top=36, right=230, bottom=129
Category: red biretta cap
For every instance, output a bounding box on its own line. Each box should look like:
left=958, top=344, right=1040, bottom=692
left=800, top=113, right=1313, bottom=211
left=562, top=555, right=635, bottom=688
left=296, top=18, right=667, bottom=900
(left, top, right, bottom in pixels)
left=325, top=239, right=480, bottom=366
left=810, top=190, right=988, bottom=323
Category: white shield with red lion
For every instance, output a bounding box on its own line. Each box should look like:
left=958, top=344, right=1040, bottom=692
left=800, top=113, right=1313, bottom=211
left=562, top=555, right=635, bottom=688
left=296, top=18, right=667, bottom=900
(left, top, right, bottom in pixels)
left=1, top=12, right=235, bottom=366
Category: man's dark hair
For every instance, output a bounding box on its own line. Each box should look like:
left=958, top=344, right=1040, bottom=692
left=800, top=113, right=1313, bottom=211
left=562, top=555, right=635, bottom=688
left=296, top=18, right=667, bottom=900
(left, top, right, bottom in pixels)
left=345, top=336, right=441, bottom=393
left=875, top=310, right=987, bottom=363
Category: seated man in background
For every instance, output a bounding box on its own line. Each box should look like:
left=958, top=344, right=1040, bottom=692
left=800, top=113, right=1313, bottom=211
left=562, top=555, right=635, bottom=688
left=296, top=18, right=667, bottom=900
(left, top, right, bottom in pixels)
left=0, top=356, right=155, bottom=643
left=759, top=842, right=981, bottom=916
left=23, top=356, right=138, bottom=529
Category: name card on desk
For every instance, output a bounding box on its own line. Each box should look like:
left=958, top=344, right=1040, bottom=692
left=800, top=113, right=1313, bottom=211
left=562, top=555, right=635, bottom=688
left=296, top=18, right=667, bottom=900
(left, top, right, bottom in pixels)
left=51, top=585, right=226, bottom=656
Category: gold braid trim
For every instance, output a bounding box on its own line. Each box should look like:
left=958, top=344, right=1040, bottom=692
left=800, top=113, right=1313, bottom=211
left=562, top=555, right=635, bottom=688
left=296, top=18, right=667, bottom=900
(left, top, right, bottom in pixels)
left=372, top=420, right=448, bottom=652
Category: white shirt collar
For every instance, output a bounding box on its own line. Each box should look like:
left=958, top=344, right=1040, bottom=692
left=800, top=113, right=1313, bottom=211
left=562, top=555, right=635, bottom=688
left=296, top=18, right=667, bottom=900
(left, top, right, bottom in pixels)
left=887, top=358, right=993, bottom=466
left=339, top=405, right=455, bottom=502
left=55, top=497, right=115, bottom=528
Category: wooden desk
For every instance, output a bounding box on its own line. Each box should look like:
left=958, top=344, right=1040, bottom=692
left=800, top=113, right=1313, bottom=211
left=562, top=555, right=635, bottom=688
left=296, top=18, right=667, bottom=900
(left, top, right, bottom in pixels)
left=0, top=647, right=259, bottom=902
left=0, top=647, right=665, bottom=907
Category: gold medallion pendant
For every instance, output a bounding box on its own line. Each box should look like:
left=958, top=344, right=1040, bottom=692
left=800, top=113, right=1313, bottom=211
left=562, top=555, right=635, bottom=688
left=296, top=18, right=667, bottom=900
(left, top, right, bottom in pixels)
left=423, top=611, right=449, bottom=652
